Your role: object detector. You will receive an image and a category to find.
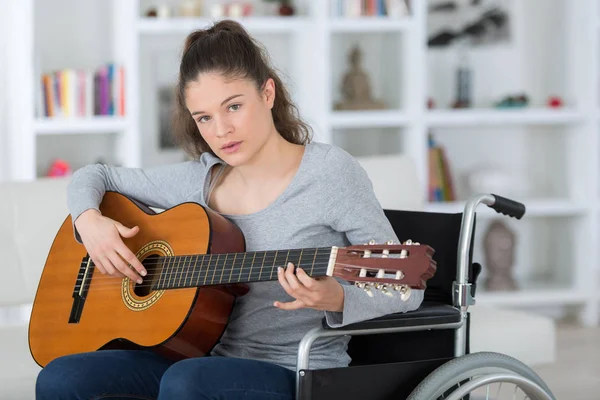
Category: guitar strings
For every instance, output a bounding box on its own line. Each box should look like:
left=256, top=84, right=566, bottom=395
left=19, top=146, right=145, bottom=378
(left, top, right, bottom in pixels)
left=75, top=256, right=332, bottom=283
left=70, top=255, right=336, bottom=289
left=69, top=260, right=405, bottom=291
left=72, top=252, right=333, bottom=280
left=70, top=252, right=411, bottom=286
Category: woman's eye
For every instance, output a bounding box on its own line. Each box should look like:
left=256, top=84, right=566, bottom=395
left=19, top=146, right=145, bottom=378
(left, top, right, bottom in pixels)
left=198, top=115, right=210, bottom=123
left=228, top=104, right=241, bottom=112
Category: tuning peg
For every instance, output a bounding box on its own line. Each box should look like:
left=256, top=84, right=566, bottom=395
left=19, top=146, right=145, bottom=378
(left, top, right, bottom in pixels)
left=404, top=239, right=413, bottom=245
left=369, top=239, right=376, bottom=245
left=386, top=240, right=395, bottom=245
left=364, top=284, right=374, bottom=297
left=364, top=250, right=372, bottom=258
left=395, top=270, right=405, bottom=280
left=398, top=285, right=411, bottom=301
left=381, top=285, right=393, bottom=297
left=400, top=249, right=408, bottom=259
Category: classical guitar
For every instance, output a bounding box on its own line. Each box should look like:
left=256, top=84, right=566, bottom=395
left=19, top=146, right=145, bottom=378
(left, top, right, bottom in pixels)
left=29, top=192, right=437, bottom=367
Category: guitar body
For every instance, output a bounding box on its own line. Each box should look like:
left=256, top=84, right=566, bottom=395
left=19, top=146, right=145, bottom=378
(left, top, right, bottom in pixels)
left=29, top=192, right=246, bottom=367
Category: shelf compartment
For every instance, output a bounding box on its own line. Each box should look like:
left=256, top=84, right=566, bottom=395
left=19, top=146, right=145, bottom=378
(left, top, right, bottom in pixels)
left=427, top=108, right=582, bottom=127
left=137, top=17, right=309, bottom=35
left=328, top=17, right=413, bottom=32
left=35, top=117, right=128, bottom=135
left=329, top=110, right=409, bottom=128
left=424, top=199, right=588, bottom=217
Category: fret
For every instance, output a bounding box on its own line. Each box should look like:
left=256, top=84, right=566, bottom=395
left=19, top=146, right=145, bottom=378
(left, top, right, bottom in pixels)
left=211, top=254, right=219, bottom=284
left=190, top=255, right=200, bottom=287
left=155, top=257, right=164, bottom=290
left=187, top=255, right=195, bottom=287
left=181, top=256, right=189, bottom=287
left=166, top=256, right=175, bottom=289
left=236, top=252, right=246, bottom=284
left=220, top=253, right=232, bottom=285
left=203, top=254, right=212, bottom=285
left=310, top=249, right=318, bottom=277
left=176, top=256, right=183, bottom=287
left=262, top=250, right=276, bottom=281
left=259, top=251, right=267, bottom=281
left=273, top=250, right=289, bottom=280
left=177, top=255, right=186, bottom=288
left=242, top=252, right=254, bottom=283
left=298, top=249, right=304, bottom=269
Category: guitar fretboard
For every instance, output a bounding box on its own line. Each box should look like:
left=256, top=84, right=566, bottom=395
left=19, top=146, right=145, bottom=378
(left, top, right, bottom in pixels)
left=152, top=247, right=333, bottom=290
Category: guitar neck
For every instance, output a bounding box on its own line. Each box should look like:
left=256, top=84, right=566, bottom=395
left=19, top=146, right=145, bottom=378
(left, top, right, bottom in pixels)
left=153, top=247, right=334, bottom=290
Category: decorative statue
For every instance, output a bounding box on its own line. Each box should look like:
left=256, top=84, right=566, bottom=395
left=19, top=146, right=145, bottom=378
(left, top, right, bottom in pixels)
left=483, top=219, right=518, bottom=291
left=335, top=45, right=385, bottom=111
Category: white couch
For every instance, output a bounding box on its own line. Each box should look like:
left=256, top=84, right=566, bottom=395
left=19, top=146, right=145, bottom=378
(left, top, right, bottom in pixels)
left=0, top=177, right=70, bottom=399
left=0, top=156, right=555, bottom=399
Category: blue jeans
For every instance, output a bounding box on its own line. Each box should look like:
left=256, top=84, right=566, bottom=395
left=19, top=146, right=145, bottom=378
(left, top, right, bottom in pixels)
left=35, top=350, right=296, bottom=399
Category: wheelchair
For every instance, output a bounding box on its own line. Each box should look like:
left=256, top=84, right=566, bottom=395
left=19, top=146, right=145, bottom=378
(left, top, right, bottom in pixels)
left=295, top=193, right=556, bottom=400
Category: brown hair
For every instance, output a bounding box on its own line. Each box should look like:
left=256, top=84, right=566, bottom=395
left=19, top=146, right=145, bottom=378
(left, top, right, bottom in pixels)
left=172, top=20, right=312, bottom=158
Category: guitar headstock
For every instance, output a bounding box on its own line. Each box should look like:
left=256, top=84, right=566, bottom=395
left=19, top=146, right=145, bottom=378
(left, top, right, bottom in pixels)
left=331, top=240, right=436, bottom=300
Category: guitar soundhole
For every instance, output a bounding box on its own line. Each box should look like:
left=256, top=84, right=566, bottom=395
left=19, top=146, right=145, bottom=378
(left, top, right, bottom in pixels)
left=134, top=254, right=161, bottom=297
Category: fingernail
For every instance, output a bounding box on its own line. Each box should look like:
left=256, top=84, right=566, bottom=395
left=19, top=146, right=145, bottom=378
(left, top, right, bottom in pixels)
left=287, top=262, right=293, bottom=268
left=277, top=267, right=282, bottom=273
left=137, top=279, right=143, bottom=284
left=141, top=270, right=147, bottom=276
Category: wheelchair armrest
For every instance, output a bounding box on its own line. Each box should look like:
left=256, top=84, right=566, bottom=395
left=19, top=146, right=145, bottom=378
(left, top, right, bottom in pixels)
left=322, top=302, right=461, bottom=331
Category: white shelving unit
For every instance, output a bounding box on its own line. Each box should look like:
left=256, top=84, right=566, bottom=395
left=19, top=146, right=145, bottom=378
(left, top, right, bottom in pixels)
left=4, top=0, right=599, bottom=325
left=35, top=117, right=129, bottom=135
left=426, top=108, right=583, bottom=127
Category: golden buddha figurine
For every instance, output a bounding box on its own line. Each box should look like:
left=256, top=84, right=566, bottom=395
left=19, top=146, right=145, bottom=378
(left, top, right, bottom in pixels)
left=335, top=45, right=385, bottom=110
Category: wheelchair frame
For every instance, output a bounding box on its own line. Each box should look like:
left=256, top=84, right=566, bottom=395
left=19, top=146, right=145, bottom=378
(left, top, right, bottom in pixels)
left=295, top=193, right=523, bottom=399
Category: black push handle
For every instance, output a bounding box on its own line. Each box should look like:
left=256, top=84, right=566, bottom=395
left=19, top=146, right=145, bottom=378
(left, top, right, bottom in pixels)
left=489, top=194, right=526, bottom=219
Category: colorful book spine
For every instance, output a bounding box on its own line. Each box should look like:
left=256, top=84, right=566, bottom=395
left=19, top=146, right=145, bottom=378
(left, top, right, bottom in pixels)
left=428, top=135, right=456, bottom=202
left=329, top=0, right=408, bottom=17
left=39, top=63, right=126, bottom=118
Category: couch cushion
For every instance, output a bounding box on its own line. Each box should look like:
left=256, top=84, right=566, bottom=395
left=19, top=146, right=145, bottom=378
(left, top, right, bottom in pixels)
left=0, top=325, right=41, bottom=399
left=356, top=154, right=423, bottom=211
left=0, top=177, right=70, bottom=305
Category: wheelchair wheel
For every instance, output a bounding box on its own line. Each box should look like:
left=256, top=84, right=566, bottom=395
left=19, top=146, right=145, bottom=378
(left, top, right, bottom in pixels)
left=407, top=352, right=555, bottom=400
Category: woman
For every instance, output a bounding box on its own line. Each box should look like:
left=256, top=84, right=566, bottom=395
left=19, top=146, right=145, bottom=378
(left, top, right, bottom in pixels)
left=36, top=20, right=423, bottom=400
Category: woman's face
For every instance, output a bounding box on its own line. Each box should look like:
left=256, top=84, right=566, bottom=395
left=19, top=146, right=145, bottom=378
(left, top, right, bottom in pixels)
left=185, top=72, right=276, bottom=166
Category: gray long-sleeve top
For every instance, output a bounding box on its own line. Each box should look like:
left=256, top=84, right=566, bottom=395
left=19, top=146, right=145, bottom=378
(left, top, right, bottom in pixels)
left=66, top=141, right=424, bottom=371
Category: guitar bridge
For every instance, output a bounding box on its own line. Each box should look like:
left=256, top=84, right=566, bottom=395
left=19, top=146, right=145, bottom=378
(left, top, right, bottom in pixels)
left=69, top=255, right=94, bottom=323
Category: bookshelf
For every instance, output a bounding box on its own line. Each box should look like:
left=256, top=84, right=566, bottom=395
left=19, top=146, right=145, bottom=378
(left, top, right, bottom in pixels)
left=35, top=117, right=129, bottom=135
left=3, top=0, right=599, bottom=326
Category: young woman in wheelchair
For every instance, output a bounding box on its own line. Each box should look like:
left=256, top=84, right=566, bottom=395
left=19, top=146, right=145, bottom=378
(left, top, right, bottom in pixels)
left=35, top=20, right=424, bottom=400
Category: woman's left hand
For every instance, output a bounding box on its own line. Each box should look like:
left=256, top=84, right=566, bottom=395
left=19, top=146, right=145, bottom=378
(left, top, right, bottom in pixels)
left=274, top=262, right=344, bottom=312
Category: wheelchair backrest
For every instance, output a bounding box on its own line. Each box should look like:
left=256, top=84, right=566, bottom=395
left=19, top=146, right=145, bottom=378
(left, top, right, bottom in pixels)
left=383, top=209, right=476, bottom=305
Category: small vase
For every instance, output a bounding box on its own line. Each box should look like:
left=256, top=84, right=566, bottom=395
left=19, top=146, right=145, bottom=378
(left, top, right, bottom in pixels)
left=279, top=2, right=294, bottom=16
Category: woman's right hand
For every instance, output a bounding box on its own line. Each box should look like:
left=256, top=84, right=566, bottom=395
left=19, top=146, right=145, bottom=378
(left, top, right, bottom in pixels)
left=74, top=209, right=147, bottom=283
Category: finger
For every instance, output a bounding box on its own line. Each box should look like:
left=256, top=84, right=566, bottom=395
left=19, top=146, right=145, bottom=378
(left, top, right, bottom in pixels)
left=273, top=299, right=305, bottom=310
left=284, top=263, right=311, bottom=296
left=295, top=267, right=316, bottom=290
left=115, top=243, right=146, bottom=277
left=108, top=252, right=142, bottom=283
left=99, top=256, right=123, bottom=277
left=116, top=223, right=140, bottom=239
left=91, top=257, right=107, bottom=275
left=277, top=266, right=294, bottom=296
